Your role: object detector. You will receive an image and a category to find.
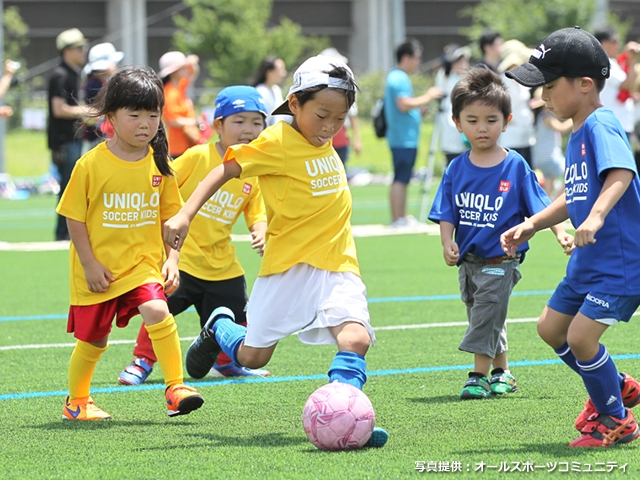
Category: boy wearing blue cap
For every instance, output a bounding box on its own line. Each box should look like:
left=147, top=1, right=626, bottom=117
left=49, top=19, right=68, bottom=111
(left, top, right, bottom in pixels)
left=502, top=26, right=640, bottom=448
left=118, top=86, right=270, bottom=384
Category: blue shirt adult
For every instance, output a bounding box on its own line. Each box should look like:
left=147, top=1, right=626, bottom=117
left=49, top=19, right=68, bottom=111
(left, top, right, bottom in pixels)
left=429, top=149, right=551, bottom=263
left=384, top=68, right=421, bottom=148
left=564, top=107, right=640, bottom=295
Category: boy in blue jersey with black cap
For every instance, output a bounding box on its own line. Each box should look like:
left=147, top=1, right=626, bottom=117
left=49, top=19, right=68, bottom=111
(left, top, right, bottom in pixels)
left=429, top=66, right=573, bottom=401
left=502, top=26, right=640, bottom=448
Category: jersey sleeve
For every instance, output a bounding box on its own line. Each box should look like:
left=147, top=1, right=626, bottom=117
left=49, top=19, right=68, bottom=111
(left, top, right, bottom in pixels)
left=159, top=175, right=183, bottom=221
left=243, top=180, right=268, bottom=228
left=55, top=161, right=89, bottom=223
left=224, top=130, right=285, bottom=178
left=520, top=168, right=551, bottom=217
left=591, top=121, right=637, bottom=178
left=428, top=168, right=455, bottom=224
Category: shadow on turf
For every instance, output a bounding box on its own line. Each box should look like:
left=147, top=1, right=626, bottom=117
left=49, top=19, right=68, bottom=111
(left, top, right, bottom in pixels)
left=453, top=441, right=640, bottom=457
left=34, top=419, right=200, bottom=431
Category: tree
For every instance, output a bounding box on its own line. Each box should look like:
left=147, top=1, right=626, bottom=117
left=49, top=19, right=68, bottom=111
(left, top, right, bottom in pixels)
left=172, top=0, right=328, bottom=87
left=4, top=6, right=29, bottom=64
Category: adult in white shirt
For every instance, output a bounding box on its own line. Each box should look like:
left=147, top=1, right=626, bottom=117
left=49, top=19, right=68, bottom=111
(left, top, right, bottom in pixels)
left=252, top=56, right=290, bottom=126
left=594, top=25, right=639, bottom=137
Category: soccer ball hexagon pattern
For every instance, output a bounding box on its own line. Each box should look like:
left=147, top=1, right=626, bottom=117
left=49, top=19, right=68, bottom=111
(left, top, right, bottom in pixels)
left=302, top=381, right=375, bottom=451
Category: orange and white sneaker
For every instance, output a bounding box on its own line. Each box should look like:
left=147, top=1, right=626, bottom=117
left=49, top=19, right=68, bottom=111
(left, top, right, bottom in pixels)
left=62, top=396, right=112, bottom=421
left=569, top=409, right=640, bottom=448
left=166, top=384, right=204, bottom=417
left=575, top=373, right=640, bottom=431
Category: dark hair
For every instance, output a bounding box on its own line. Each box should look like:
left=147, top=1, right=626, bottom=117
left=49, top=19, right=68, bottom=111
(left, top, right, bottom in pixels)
left=451, top=66, right=511, bottom=120
left=292, top=65, right=358, bottom=110
left=479, top=29, right=502, bottom=55
left=90, top=66, right=172, bottom=176
left=252, top=55, right=280, bottom=86
left=593, top=25, right=618, bottom=43
left=396, top=38, right=422, bottom=64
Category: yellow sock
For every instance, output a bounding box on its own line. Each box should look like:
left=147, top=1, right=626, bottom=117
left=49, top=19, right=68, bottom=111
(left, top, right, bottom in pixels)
left=68, top=340, right=108, bottom=401
left=146, top=315, right=183, bottom=387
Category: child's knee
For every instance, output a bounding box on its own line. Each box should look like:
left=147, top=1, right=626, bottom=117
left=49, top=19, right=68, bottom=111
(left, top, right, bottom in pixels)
left=336, top=324, right=371, bottom=355
left=238, top=345, right=274, bottom=369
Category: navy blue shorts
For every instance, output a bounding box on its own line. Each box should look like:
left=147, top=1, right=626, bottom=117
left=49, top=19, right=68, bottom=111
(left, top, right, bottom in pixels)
left=391, top=147, right=417, bottom=184
left=548, top=277, right=640, bottom=325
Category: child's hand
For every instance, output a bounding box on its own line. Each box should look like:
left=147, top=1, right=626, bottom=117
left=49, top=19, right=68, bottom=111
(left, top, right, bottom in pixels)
left=443, top=240, right=459, bottom=266
left=501, top=220, right=536, bottom=257
left=574, top=215, right=603, bottom=248
left=83, top=260, right=114, bottom=293
left=250, top=230, right=266, bottom=257
left=163, top=212, right=190, bottom=251
left=557, top=231, right=575, bottom=256
left=162, top=258, right=180, bottom=295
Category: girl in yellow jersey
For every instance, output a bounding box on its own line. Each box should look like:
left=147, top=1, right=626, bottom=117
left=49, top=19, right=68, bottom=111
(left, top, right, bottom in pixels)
left=117, top=86, right=270, bottom=385
left=56, top=66, right=204, bottom=420
left=163, top=56, right=388, bottom=448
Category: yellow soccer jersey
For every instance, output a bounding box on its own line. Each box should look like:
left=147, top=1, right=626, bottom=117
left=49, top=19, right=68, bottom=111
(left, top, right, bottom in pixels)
left=56, top=143, right=182, bottom=305
left=174, top=143, right=266, bottom=281
left=224, top=121, right=360, bottom=277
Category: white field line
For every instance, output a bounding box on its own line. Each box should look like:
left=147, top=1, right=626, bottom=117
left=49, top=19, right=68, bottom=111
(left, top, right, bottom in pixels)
left=0, top=316, right=538, bottom=351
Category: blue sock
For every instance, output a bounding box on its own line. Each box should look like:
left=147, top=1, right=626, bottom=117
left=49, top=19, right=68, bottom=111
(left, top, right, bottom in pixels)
left=577, top=344, right=625, bottom=419
left=213, top=317, right=246, bottom=365
left=328, top=351, right=367, bottom=390
left=554, top=342, right=581, bottom=374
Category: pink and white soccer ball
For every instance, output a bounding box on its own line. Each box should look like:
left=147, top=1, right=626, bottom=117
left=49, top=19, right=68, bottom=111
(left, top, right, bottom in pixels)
left=302, top=381, right=375, bottom=451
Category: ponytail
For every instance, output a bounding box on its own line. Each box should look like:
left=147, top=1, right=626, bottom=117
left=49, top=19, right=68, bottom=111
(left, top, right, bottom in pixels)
left=151, top=122, right=173, bottom=176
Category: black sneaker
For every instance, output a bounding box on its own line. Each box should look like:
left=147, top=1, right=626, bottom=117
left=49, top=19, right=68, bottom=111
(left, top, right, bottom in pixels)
left=185, top=307, right=234, bottom=379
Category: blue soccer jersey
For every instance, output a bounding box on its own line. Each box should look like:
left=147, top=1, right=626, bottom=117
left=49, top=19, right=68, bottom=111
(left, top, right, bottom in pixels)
left=429, top=150, right=550, bottom=264
left=564, top=107, right=640, bottom=295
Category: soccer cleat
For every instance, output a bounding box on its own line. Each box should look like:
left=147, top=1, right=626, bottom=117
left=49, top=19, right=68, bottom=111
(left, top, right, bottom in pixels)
left=569, top=409, right=640, bottom=447
left=118, top=358, right=153, bottom=386
left=185, top=307, right=234, bottom=379
left=209, top=361, right=271, bottom=378
left=165, top=384, right=204, bottom=417
left=62, top=396, right=112, bottom=421
left=460, top=375, right=492, bottom=400
left=489, top=370, right=518, bottom=394
left=575, top=372, right=640, bottom=431
left=363, top=427, right=389, bottom=448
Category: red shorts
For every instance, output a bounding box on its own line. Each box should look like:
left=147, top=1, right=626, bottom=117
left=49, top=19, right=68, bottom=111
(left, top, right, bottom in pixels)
left=68, top=283, right=167, bottom=343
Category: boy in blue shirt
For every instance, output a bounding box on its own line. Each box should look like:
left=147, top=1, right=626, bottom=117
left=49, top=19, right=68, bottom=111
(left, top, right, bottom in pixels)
left=502, top=26, right=640, bottom=448
left=429, top=67, right=572, bottom=400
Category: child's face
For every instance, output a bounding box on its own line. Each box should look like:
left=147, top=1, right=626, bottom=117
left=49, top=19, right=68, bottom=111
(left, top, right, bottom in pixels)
left=108, top=108, right=160, bottom=150
left=214, top=111, right=265, bottom=149
left=541, top=77, right=582, bottom=120
left=453, top=101, right=510, bottom=152
left=289, top=89, right=350, bottom=147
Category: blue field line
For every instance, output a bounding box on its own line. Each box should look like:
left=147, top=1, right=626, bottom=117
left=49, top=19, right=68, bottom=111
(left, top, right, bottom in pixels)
left=3, top=354, right=640, bottom=402
left=0, top=290, right=555, bottom=323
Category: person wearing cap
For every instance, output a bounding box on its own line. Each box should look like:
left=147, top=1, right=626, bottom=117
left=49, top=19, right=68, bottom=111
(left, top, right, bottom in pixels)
left=502, top=26, right=640, bottom=448
left=83, top=43, right=124, bottom=149
left=164, top=55, right=388, bottom=449
left=435, top=43, right=471, bottom=165
left=48, top=28, right=89, bottom=241
left=320, top=48, right=361, bottom=168
left=158, top=51, right=202, bottom=158
left=117, top=86, right=270, bottom=385
left=384, top=38, right=443, bottom=228
left=251, top=55, right=290, bottom=127
left=498, top=39, right=535, bottom=167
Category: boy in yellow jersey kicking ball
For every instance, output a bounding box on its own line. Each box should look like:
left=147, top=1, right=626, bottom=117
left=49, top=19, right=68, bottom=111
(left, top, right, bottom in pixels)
left=118, top=86, right=270, bottom=385
left=164, top=56, right=388, bottom=448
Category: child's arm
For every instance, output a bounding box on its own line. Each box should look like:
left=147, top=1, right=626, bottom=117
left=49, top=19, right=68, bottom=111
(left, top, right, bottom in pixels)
left=549, top=223, right=575, bottom=256
left=164, top=159, right=242, bottom=250
left=67, top=218, right=115, bottom=293
left=249, top=221, right=267, bottom=257
left=501, top=194, right=569, bottom=256
left=574, top=168, right=635, bottom=247
left=439, top=221, right=459, bottom=266
left=544, top=114, right=573, bottom=134
left=162, top=237, right=180, bottom=295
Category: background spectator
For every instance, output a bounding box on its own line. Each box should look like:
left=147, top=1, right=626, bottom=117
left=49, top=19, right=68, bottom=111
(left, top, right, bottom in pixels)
left=477, top=29, right=503, bottom=73
left=252, top=55, right=290, bottom=126
left=0, top=59, right=18, bottom=118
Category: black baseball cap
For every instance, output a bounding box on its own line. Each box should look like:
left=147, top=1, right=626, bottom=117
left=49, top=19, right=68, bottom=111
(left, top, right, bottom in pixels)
left=505, top=26, right=610, bottom=87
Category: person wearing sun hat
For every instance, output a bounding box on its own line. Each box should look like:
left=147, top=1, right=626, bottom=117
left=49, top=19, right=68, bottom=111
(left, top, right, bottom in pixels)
left=158, top=51, right=203, bottom=157
left=83, top=43, right=124, bottom=149
left=48, top=28, right=89, bottom=241
left=502, top=26, right=640, bottom=448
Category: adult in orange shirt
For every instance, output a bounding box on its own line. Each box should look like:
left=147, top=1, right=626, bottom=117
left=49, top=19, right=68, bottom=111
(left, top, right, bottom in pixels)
left=158, top=51, right=201, bottom=158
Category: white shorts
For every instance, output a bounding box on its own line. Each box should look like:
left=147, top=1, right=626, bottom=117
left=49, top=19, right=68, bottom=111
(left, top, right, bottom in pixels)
left=244, top=263, right=376, bottom=348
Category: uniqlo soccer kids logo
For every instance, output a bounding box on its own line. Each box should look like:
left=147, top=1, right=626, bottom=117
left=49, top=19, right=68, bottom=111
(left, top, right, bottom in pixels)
left=581, top=142, right=586, bottom=156
left=152, top=175, right=162, bottom=187
left=242, top=183, right=252, bottom=195
left=498, top=180, right=511, bottom=193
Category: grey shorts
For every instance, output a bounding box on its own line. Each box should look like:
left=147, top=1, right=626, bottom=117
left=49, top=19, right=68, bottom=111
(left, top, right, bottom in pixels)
left=457, top=253, right=522, bottom=358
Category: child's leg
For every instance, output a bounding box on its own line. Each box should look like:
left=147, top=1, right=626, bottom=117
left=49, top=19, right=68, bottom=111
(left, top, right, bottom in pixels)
left=327, top=322, right=371, bottom=390
left=473, top=353, right=493, bottom=378
left=538, top=305, right=582, bottom=374
left=68, top=337, right=108, bottom=400
left=493, top=351, right=507, bottom=371
left=132, top=322, right=157, bottom=365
